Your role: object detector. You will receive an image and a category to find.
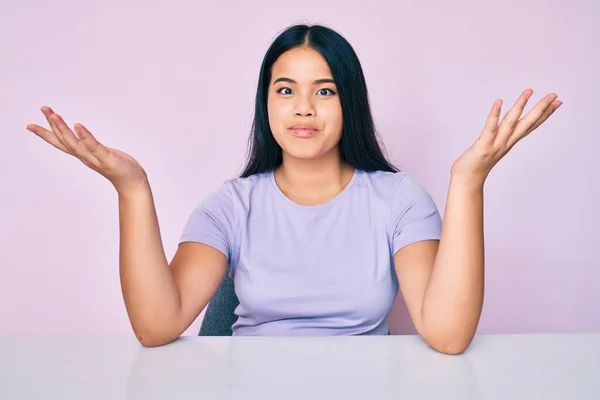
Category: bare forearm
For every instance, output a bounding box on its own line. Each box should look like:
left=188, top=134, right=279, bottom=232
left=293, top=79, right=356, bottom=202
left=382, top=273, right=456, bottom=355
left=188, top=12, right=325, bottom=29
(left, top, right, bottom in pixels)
left=422, top=175, right=485, bottom=353
left=118, top=183, right=181, bottom=344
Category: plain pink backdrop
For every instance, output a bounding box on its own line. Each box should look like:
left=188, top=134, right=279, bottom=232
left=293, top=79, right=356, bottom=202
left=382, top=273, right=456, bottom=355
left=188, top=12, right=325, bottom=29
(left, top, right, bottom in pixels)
left=1, top=0, right=598, bottom=336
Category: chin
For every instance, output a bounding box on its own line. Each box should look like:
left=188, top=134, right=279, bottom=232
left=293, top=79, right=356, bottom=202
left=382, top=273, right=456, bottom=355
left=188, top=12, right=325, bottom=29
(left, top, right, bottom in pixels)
left=282, top=147, right=324, bottom=160
left=274, top=132, right=340, bottom=161
left=281, top=142, right=340, bottom=162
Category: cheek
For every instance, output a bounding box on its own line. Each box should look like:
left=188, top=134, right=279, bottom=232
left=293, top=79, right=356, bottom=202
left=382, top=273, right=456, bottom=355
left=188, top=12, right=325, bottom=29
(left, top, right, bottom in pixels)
left=267, top=98, right=291, bottom=130
left=321, top=103, right=343, bottom=136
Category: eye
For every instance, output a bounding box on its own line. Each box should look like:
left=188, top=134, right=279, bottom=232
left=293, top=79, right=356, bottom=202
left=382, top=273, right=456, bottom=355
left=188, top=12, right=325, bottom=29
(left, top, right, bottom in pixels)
left=276, top=87, right=294, bottom=95
left=317, top=88, right=336, bottom=96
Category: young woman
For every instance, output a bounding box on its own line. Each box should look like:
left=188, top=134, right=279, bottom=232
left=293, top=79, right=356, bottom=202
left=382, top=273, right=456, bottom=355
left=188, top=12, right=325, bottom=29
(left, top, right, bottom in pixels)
left=26, top=24, right=561, bottom=354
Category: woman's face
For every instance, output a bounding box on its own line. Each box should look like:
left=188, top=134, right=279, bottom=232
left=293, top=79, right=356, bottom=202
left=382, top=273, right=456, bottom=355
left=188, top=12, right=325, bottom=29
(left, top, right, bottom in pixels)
left=267, top=46, right=343, bottom=161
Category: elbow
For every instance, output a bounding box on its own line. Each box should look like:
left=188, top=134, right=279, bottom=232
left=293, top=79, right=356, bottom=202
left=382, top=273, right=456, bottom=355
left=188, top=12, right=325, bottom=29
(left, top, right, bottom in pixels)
left=420, top=328, right=474, bottom=355
left=128, top=308, right=184, bottom=348
left=138, top=339, right=171, bottom=348
left=131, top=321, right=180, bottom=348
left=432, top=342, right=469, bottom=355
left=136, top=331, right=179, bottom=348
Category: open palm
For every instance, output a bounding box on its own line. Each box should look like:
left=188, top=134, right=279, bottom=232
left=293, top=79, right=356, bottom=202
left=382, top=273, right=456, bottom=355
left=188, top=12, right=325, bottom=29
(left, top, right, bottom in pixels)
left=452, top=89, right=562, bottom=184
left=26, top=107, right=148, bottom=194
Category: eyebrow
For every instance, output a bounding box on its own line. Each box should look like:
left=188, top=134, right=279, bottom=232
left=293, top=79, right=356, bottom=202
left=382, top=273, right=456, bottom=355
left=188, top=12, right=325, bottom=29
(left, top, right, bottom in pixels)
left=273, top=77, right=336, bottom=85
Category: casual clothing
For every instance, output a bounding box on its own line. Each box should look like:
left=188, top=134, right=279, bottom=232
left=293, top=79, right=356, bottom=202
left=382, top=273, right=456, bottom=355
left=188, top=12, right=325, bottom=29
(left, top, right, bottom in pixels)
left=180, top=169, right=442, bottom=335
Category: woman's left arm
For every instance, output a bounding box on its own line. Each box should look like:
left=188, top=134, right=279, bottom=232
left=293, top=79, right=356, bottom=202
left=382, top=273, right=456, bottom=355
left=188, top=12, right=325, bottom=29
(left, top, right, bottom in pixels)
left=395, top=89, right=562, bottom=355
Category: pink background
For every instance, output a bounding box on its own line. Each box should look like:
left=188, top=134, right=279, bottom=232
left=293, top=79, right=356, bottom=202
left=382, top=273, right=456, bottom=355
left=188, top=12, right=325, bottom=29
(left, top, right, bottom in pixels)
left=1, top=0, right=598, bottom=337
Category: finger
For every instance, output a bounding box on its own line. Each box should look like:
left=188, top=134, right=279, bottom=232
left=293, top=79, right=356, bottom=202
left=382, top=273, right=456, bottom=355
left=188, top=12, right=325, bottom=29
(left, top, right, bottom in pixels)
left=42, top=108, right=70, bottom=148
left=26, top=124, right=71, bottom=154
left=40, top=111, right=104, bottom=168
left=495, top=89, right=534, bottom=144
left=479, top=99, right=503, bottom=142
left=73, top=123, right=111, bottom=162
left=49, top=113, right=82, bottom=153
left=40, top=106, right=62, bottom=135
left=507, top=99, right=562, bottom=148
left=526, top=100, right=562, bottom=134
left=514, top=93, right=558, bottom=136
left=41, top=106, right=74, bottom=151
left=27, top=123, right=101, bottom=169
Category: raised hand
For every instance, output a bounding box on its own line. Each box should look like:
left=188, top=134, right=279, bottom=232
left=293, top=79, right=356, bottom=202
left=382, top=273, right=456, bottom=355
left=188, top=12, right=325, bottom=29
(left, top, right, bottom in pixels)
left=26, top=106, right=148, bottom=195
left=451, top=89, right=562, bottom=186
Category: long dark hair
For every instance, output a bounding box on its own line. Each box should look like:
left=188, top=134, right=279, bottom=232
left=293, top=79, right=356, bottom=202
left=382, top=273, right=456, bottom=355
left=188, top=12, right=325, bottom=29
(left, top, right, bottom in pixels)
left=239, top=23, right=398, bottom=178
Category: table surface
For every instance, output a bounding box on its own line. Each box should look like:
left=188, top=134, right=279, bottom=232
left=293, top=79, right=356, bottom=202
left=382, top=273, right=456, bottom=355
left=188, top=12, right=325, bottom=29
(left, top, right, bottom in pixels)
left=1, top=333, right=598, bottom=399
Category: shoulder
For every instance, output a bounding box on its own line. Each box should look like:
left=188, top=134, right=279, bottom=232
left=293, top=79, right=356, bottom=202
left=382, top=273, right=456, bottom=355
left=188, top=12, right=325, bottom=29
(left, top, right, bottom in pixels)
left=357, top=169, right=440, bottom=221
left=223, top=171, right=272, bottom=199
left=194, top=171, right=273, bottom=213
left=180, top=171, right=273, bottom=249
left=357, top=169, right=431, bottom=200
left=226, top=171, right=273, bottom=194
left=360, top=170, right=442, bottom=253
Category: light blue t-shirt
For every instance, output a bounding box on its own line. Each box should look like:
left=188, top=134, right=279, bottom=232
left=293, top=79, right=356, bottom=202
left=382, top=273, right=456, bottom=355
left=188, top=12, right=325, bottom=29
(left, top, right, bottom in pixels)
left=179, top=169, right=442, bottom=336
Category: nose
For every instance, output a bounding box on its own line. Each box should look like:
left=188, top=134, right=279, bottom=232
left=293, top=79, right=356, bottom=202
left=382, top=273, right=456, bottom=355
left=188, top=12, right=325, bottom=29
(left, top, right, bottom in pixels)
left=294, top=94, right=315, bottom=117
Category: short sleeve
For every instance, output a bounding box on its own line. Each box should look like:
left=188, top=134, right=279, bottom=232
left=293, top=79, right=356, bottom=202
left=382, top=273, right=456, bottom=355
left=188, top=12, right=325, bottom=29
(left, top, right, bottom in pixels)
left=391, top=173, right=442, bottom=255
left=179, top=182, right=235, bottom=261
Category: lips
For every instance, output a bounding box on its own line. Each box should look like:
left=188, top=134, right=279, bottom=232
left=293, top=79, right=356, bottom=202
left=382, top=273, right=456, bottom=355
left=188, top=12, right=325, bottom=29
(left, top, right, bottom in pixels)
left=289, top=123, right=318, bottom=138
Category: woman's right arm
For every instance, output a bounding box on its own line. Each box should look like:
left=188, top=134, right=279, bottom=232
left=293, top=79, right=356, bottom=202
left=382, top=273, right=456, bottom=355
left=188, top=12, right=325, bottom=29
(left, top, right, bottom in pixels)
left=118, top=185, right=227, bottom=347
left=27, top=106, right=226, bottom=347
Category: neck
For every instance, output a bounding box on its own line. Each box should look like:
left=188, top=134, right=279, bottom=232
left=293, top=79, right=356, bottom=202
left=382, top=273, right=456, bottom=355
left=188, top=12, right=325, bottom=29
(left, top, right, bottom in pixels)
left=274, top=150, right=355, bottom=205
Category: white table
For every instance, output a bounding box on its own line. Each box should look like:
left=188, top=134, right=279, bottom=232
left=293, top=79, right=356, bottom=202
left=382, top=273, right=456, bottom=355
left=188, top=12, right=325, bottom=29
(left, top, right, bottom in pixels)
left=1, top=333, right=598, bottom=399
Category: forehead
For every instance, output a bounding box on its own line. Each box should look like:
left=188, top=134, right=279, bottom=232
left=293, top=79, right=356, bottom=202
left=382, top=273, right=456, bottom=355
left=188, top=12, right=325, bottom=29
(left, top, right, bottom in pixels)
left=271, top=46, right=333, bottom=81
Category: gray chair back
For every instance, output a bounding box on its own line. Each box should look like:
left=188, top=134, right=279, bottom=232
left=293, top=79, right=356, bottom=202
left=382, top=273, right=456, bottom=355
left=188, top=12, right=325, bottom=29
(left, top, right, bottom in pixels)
left=198, top=271, right=239, bottom=336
